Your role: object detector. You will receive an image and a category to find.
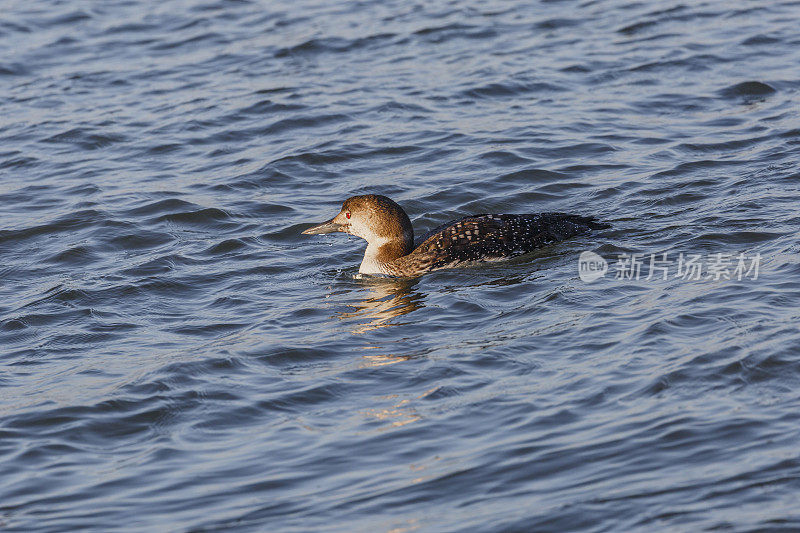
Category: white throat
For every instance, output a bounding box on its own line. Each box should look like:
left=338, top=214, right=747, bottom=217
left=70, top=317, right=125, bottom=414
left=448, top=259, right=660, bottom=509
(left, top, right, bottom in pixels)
left=358, top=239, right=390, bottom=275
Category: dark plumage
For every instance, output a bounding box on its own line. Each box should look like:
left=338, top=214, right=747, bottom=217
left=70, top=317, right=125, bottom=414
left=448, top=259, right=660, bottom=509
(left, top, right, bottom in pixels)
left=302, top=195, right=609, bottom=277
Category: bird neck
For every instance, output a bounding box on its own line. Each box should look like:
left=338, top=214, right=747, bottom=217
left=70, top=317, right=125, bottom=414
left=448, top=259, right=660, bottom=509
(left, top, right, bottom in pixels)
left=359, top=232, right=414, bottom=275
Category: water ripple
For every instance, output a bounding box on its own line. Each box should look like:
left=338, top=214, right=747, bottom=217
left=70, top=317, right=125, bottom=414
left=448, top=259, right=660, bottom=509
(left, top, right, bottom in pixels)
left=2, top=0, right=800, bottom=530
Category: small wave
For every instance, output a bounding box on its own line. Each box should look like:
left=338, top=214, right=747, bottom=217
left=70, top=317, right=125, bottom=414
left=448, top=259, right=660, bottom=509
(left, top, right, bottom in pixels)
left=652, top=159, right=743, bottom=179
left=40, top=128, right=127, bottom=150
left=126, top=198, right=197, bottom=217
left=102, top=230, right=175, bottom=252
left=101, top=22, right=158, bottom=35
left=0, top=62, right=29, bottom=76
left=629, top=53, right=726, bottom=73
left=203, top=238, right=249, bottom=255
left=239, top=99, right=305, bottom=116
left=167, top=322, right=248, bottom=337
left=0, top=155, right=39, bottom=170
left=149, top=32, right=228, bottom=52
left=45, top=245, right=100, bottom=266
left=412, top=23, right=495, bottom=43
left=155, top=207, right=233, bottom=225
left=718, top=81, right=776, bottom=100
left=0, top=19, right=31, bottom=35
left=535, top=17, right=583, bottom=30
left=741, top=34, right=782, bottom=46
left=497, top=168, right=570, bottom=185
left=676, top=136, right=766, bottom=153
left=260, top=113, right=351, bottom=136
left=367, top=101, right=433, bottom=115
left=274, top=33, right=396, bottom=57
left=478, top=150, right=532, bottom=167
left=617, top=20, right=659, bottom=35
left=43, top=10, right=92, bottom=28
left=460, top=81, right=563, bottom=99
left=0, top=209, right=106, bottom=246
left=146, top=143, right=183, bottom=154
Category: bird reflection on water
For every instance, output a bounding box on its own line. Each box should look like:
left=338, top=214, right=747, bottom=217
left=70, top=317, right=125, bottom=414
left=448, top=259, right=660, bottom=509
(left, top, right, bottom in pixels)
left=327, top=277, right=438, bottom=431
left=335, top=276, right=425, bottom=336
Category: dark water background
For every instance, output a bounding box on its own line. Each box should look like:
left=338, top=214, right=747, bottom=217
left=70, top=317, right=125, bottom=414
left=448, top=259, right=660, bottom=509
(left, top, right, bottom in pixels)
left=2, top=0, right=800, bottom=531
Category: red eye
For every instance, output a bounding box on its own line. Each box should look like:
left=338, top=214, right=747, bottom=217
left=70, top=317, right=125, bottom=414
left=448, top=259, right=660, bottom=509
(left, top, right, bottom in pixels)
left=346, top=211, right=351, bottom=219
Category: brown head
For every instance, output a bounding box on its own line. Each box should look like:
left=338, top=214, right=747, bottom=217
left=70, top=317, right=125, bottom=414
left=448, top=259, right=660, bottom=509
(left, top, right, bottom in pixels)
left=302, top=195, right=415, bottom=272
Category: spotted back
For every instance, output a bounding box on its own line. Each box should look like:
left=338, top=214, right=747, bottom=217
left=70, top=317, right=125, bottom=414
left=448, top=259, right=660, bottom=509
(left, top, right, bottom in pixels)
left=397, top=212, right=609, bottom=273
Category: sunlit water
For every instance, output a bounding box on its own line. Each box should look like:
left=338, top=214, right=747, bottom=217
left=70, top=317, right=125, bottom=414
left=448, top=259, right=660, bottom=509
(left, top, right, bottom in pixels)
left=2, top=0, right=800, bottom=531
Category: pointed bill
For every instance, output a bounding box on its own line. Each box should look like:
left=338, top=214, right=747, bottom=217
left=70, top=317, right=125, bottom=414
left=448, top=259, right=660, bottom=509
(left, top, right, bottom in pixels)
left=302, top=219, right=344, bottom=235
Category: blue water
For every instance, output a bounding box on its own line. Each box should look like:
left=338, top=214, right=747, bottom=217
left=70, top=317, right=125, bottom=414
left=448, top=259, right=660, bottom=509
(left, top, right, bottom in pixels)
left=2, top=0, right=800, bottom=531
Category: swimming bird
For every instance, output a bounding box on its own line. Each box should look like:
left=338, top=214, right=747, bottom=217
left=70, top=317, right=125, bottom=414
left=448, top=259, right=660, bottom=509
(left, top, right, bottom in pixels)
left=302, top=195, right=609, bottom=277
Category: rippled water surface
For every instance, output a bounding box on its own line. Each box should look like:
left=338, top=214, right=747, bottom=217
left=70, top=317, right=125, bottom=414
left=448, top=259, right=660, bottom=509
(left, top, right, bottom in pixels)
left=2, top=0, right=800, bottom=530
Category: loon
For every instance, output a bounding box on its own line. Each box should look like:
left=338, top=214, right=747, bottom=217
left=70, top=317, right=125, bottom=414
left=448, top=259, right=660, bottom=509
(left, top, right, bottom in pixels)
left=302, top=194, right=609, bottom=277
